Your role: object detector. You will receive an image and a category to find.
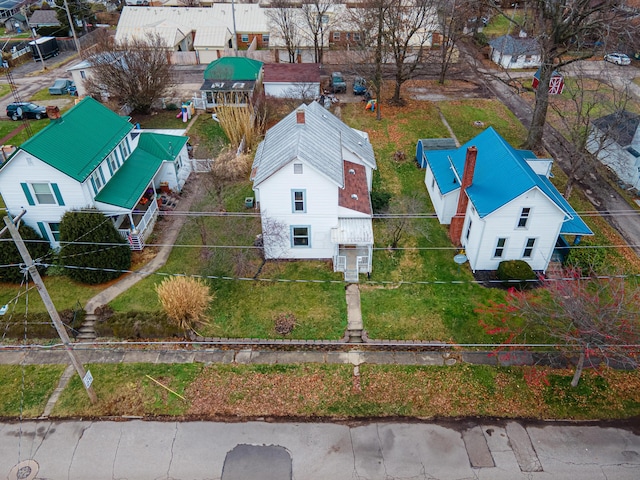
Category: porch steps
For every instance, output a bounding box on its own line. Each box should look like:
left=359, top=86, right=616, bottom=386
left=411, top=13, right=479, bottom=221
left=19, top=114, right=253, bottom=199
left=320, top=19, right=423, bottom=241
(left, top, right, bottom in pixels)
left=344, top=269, right=359, bottom=283
left=76, top=313, right=97, bottom=341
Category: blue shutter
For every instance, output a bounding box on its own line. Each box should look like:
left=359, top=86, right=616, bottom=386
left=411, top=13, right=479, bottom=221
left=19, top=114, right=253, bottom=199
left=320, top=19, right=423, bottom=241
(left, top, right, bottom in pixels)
left=51, top=183, right=65, bottom=206
left=20, top=183, right=35, bottom=206
left=37, top=222, right=50, bottom=242
left=99, top=166, right=106, bottom=184
left=106, top=158, right=113, bottom=175
left=90, top=177, right=98, bottom=195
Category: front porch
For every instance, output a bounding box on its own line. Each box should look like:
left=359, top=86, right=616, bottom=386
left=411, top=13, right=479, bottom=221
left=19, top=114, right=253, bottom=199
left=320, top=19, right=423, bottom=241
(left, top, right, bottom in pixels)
left=114, top=187, right=159, bottom=251
left=331, top=218, right=374, bottom=283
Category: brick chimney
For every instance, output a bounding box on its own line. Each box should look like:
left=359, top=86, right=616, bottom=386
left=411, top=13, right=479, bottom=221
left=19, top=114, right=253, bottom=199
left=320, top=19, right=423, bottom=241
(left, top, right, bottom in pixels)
left=449, top=146, right=478, bottom=246
left=46, top=106, right=61, bottom=121
left=296, top=108, right=305, bottom=124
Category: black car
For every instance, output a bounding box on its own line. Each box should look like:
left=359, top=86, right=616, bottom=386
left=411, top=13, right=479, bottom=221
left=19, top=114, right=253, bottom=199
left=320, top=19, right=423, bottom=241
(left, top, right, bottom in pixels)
left=6, top=102, right=48, bottom=121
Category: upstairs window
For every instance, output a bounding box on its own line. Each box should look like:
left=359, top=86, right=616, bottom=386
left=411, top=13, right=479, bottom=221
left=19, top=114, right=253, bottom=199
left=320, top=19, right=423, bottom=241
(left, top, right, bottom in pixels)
left=32, top=183, right=56, bottom=204
left=465, top=219, right=472, bottom=240
left=517, top=207, right=531, bottom=228
left=292, top=189, right=306, bottom=213
left=294, top=163, right=303, bottom=174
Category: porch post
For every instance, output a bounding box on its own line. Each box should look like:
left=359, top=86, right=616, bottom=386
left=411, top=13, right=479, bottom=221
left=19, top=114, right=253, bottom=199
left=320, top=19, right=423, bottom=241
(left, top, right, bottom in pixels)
left=128, top=213, right=136, bottom=233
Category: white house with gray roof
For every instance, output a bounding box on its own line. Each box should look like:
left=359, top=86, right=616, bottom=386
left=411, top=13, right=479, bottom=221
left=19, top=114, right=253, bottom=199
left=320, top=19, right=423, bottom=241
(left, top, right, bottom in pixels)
left=488, top=34, right=541, bottom=69
left=251, top=101, right=377, bottom=282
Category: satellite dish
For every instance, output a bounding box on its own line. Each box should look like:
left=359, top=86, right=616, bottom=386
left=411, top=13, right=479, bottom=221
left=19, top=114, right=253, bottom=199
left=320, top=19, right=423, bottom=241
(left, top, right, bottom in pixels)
left=453, top=253, right=468, bottom=265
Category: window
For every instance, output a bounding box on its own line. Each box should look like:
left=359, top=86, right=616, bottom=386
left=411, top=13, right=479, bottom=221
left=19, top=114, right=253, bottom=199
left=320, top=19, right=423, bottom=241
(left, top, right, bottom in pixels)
left=354, top=32, right=361, bottom=41
left=294, top=163, right=303, bottom=174
left=321, top=14, right=329, bottom=24
left=292, top=189, right=306, bottom=212
left=333, top=32, right=340, bottom=41
left=48, top=222, right=61, bottom=242
left=241, top=34, right=249, bottom=43
left=517, top=207, right=531, bottom=228
left=292, top=226, right=310, bottom=247
left=346, top=33, right=351, bottom=41
left=90, top=167, right=105, bottom=195
left=494, top=237, right=507, bottom=258
left=32, top=183, right=55, bottom=204
left=80, top=70, right=86, bottom=79
left=431, top=175, right=435, bottom=190
left=523, top=238, right=536, bottom=258
left=262, top=34, right=269, bottom=43
left=122, top=138, right=131, bottom=158
left=511, top=55, right=519, bottom=63
left=108, top=152, right=118, bottom=174
left=465, top=219, right=472, bottom=240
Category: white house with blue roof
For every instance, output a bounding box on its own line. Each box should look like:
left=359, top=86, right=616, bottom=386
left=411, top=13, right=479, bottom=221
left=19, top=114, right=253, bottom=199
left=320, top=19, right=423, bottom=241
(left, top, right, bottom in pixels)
left=422, top=127, right=592, bottom=272
left=0, top=98, right=191, bottom=251
left=251, top=101, right=377, bottom=282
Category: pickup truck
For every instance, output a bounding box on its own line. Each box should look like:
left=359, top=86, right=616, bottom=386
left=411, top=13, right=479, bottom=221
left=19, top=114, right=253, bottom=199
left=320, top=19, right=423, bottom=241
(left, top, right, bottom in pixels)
left=330, top=72, right=347, bottom=94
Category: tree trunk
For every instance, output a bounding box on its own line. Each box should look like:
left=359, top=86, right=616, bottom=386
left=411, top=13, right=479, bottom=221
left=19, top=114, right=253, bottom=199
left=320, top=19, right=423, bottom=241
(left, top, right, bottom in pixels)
left=524, top=62, right=553, bottom=150
left=570, top=350, right=585, bottom=387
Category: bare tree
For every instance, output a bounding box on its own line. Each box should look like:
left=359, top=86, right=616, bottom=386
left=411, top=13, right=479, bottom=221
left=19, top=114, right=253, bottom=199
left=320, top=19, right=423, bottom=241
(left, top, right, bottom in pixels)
left=258, top=215, right=290, bottom=261
left=548, top=67, right=632, bottom=198
left=384, top=0, right=436, bottom=105
left=478, top=270, right=640, bottom=387
left=300, top=0, right=334, bottom=64
left=265, top=1, right=301, bottom=63
left=83, top=31, right=174, bottom=114
left=435, top=0, right=473, bottom=84
left=380, top=194, right=429, bottom=249
left=502, top=0, right=638, bottom=150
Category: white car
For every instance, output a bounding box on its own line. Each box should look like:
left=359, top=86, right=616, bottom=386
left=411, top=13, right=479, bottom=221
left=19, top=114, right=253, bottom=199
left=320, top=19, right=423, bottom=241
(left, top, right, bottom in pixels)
left=604, top=53, right=631, bottom=65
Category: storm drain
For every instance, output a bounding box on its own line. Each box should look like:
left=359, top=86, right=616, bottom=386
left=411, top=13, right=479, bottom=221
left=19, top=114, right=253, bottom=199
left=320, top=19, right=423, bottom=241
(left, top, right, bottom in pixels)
left=221, top=444, right=292, bottom=480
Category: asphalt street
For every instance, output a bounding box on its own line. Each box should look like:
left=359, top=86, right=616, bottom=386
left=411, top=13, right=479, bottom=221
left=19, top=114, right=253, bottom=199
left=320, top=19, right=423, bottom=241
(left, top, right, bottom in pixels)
left=2, top=419, right=639, bottom=480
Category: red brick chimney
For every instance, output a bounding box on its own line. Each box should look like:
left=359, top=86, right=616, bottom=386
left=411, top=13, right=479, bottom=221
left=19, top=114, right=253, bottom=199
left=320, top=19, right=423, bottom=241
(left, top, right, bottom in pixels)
left=449, top=146, right=478, bottom=245
left=296, top=108, right=305, bottom=124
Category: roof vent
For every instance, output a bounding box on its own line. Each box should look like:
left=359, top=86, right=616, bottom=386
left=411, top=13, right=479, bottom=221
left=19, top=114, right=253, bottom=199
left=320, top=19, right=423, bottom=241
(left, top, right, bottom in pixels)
left=351, top=194, right=358, bottom=200
left=349, top=168, right=356, bottom=175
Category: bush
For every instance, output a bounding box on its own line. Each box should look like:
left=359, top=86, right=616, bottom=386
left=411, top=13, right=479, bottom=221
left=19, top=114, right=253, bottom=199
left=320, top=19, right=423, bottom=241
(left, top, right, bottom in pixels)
left=371, top=190, right=392, bottom=213
left=94, top=311, right=183, bottom=339
left=0, top=224, right=50, bottom=283
left=58, top=210, right=131, bottom=284
left=474, top=31, right=489, bottom=46
left=565, top=243, right=607, bottom=273
left=497, top=260, right=537, bottom=289
left=155, top=276, right=213, bottom=333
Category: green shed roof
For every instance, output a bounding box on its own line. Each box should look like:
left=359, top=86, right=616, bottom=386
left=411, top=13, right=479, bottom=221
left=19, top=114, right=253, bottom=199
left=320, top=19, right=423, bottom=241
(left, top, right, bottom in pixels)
left=94, top=132, right=187, bottom=209
left=204, top=57, right=263, bottom=81
left=19, top=97, right=133, bottom=182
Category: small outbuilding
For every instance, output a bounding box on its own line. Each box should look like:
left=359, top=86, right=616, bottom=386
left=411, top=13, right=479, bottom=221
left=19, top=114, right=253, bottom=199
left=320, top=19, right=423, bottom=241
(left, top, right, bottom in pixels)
left=263, top=63, right=322, bottom=99
left=488, top=34, right=541, bottom=69
left=199, top=57, right=263, bottom=110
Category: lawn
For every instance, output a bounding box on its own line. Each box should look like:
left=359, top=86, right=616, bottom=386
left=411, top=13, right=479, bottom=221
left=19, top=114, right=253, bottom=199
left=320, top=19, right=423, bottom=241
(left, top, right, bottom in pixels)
left=0, top=365, right=65, bottom=417
left=0, top=82, right=10, bottom=98
left=31, top=363, right=640, bottom=420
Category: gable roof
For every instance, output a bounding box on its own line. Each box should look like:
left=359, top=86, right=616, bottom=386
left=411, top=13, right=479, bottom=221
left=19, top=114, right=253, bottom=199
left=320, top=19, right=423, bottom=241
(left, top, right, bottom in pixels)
left=489, top=35, right=540, bottom=56
left=16, top=97, right=133, bottom=182
left=251, top=101, right=376, bottom=187
left=263, top=63, right=322, bottom=83
left=95, top=132, right=187, bottom=209
left=425, top=127, right=592, bottom=235
left=204, top=57, right=263, bottom=81
left=592, top=110, right=640, bottom=147
left=28, top=9, right=60, bottom=26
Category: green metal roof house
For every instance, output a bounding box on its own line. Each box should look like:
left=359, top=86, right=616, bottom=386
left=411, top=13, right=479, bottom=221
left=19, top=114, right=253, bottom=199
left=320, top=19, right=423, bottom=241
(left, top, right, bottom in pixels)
left=0, top=97, right=191, bottom=250
left=200, top=57, right=263, bottom=110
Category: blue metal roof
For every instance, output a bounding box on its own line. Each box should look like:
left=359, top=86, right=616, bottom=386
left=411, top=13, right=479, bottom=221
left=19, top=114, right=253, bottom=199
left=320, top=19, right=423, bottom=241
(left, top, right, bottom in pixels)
left=425, top=127, right=592, bottom=235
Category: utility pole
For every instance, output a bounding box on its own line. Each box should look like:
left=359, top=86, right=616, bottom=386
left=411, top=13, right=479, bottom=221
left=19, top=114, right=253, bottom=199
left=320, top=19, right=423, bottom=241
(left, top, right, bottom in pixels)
left=63, top=0, right=81, bottom=55
left=30, top=28, right=46, bottom=72
left=2, top=214, right=97, bottom=404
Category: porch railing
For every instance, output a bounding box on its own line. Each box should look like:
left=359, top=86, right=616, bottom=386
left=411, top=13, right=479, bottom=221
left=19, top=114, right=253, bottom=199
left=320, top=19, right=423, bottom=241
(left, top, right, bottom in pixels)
left=334, top=255, right=346, bottom=272
left=357, top=256, right=370, bottom=273
left=117, top=198, right=159, bottom=250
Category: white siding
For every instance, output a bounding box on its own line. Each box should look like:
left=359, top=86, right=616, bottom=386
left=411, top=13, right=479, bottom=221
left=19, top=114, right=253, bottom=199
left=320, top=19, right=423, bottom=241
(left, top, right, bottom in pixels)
left=258, top=160, right=339, bottom=259
left=490, top=49, right=540, bottom=69
left=0, top=152, right=89, bottom=245
left=588, top=130, right=640, bottom=190
left=424, top=164, right=458, bottom=224
left=464, top=188, right=564, bottom=271
left=264, top=82, right=321, bottom=99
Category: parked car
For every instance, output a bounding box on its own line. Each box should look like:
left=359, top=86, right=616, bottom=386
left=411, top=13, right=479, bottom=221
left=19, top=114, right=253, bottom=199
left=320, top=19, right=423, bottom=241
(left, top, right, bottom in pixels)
left=6, top=102, right=47, bottom=121
left=49, top=79, right=75, bottom=95
left=330, top=72, right=346, bottom=94
left=604, top=53, right=631, bottom=65
left=353, top=76, right=367, bottom=95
